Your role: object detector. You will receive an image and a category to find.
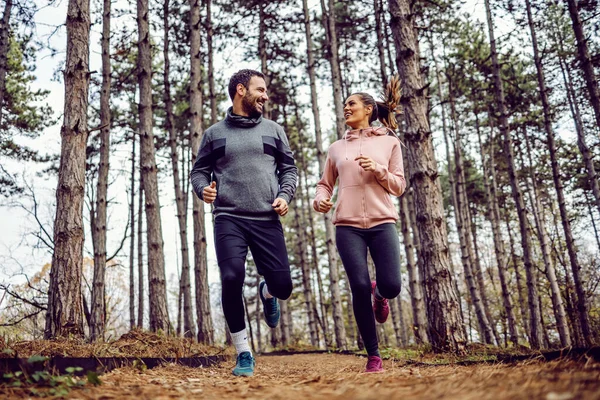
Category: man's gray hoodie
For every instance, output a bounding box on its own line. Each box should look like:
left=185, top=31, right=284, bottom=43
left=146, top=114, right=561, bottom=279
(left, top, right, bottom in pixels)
left=190, top=108, right=297, bottom=220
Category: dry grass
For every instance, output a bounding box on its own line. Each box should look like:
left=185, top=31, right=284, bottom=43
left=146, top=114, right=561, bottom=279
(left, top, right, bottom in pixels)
left=4, top=329, right=233, bottom=359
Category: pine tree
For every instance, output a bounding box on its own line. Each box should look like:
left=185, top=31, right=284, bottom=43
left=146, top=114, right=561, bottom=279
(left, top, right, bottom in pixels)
left=45, top=0, right=91, bottom=339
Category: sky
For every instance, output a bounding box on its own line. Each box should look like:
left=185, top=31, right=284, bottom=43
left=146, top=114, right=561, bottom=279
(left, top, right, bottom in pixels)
left=0, top=0, right=502, bottom=301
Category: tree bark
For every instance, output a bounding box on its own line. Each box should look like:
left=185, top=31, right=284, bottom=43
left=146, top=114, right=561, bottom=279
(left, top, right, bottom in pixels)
left=388, top=0, right=465, bottom=353
left=189, top=0, right=214, bottom=344
left=45, top=0, right=90, bottom=339
left=90, top=0, right=111, bottom=342
left=137, top=171, right=144, bottom=328
left=302, top=0, right=345, bottom=349
left=0, top=0, right=12, bottom=124
left=565, top=0, right=600, bottom=133
left=374, top=0, right=388, bottom=86
left=137, top=0, right=170, bottom=333
left=206, top=0, right=217, bottom=125
left=483, top=0, right=543, bottom=349
left=164, top=0, right=194, bottom=339
left=129, top=134, right=136, bottom=331
left=320, top=0, right=345, bottom=139
left=475, top=112, right=518, bottom=346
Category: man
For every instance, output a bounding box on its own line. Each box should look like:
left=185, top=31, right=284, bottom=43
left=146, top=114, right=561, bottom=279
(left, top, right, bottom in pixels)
left=191, top=69, right=297, bottom=377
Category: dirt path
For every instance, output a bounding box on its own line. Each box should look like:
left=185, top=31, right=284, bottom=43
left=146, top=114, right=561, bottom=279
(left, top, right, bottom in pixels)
left=7, top=353, right=600, bottom=399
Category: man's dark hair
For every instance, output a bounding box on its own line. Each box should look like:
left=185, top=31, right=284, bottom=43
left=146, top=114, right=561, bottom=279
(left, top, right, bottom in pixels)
left=228, top=69, right=265, bottom=101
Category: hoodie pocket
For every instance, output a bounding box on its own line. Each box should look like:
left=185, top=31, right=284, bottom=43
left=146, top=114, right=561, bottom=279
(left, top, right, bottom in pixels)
left=365, top=184, right=398, bottom=218
left=335, top=185, right=362, bottom=222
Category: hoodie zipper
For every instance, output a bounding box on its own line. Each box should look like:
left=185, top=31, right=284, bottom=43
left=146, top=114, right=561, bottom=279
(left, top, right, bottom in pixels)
left=359, top=130, right=367, bottom=229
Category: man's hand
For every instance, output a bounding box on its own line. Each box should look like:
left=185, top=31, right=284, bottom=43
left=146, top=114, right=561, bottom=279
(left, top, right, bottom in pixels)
left=355, top=155, right=376, bottom=172
left=202, top=181, right=217, bottom=204
left=316, top=198, right=333, bottom=213
left=272, top=198, right=289, bottom=216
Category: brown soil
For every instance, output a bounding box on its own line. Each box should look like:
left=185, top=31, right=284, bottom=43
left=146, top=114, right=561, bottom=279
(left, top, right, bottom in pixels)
left=4, top=352, right=598, bottom=399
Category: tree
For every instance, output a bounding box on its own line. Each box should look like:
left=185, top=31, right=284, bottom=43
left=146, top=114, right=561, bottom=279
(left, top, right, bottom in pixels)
left=388, top=0, right=466, bottom=353
left=164, top=0, right=194, bottom=339
left=189, top=0, right=214, bottom=344
left=90, top=0, right=112, bottom=342
left=45, top=0, right=90, bottom=339
left=137, top=0, right=171, bottom=333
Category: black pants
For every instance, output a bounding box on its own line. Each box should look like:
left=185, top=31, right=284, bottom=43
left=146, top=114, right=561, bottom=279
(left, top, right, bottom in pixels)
left=336, top=223, right=402, bottom=356
left=215, top=215, right=292, bottom=334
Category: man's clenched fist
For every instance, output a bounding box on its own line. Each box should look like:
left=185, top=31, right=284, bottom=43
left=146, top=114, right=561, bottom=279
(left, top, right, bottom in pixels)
left=203, top=181, right=217, bottom=204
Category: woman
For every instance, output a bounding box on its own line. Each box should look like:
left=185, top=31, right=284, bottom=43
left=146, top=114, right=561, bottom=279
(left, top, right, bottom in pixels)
left=313, top=79, right=405, bottom=373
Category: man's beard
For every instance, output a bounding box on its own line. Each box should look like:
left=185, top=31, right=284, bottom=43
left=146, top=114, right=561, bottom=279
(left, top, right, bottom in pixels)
left=241, top=92, right=263, bottom=118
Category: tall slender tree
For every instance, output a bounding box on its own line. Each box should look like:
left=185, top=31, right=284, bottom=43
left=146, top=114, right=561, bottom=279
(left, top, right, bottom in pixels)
left=190, top=0, right=214, bottom=344
left=137, top=0, right=170, bottom=333
left=0, top=0, right=12, bottom=120
left=90, top=0, right=112, bottom=342
left=164, top=0, right=194, bottom=339
left=45, top=0, right=90, bottom=339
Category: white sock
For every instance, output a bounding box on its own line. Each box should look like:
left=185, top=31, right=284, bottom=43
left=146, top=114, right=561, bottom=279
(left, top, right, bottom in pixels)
left=231, top=329, right=252, bottom=356
left=262, top=283, right=274, bottom=299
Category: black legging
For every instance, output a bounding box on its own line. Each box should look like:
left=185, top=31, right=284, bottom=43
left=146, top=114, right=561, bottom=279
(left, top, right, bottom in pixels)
left=336, top=223, right=402, bottom=356
left=215, top=216, right=293, bottom=334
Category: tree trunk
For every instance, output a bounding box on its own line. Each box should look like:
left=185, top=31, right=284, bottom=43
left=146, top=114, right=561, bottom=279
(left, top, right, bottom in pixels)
left=90, top=0, right=111, bottom=342
left=137, top=0, right=170, bottom=333
left=399, top=192, right=429, bottom=344
left=129, top=134, right=136, bottom=331
left=279, top=299, right=290, bottom=346
left=292, top=182, right=318, bottom=347
left=45, top=0, right=90, bottom=339
left=164, top=0, right=194, bottom=339
left=388, top=0, right=465, bottom=353
left=475, top=112, right=518, bottom=346
left=257, top=2, right=271, bottom=120
left=504, top=211, right=529, bottom=342
left=374, top=0, right=388, bottom=86
left=137, top=171, right=144, bottom=328
left=519, top=127, right=571, bottom=347
left=565, top=0, right=600, bottom=132
left=206, top=0, right=217, bottom=125
left=320, top=0, right=345, bottom=139
left=0, top=0, right=12, bottom=124
left=189, top=0, right=214, bottom=344
left=302, top=0, right=345, bottom=349
left=483, top=0, right=543, bottom=349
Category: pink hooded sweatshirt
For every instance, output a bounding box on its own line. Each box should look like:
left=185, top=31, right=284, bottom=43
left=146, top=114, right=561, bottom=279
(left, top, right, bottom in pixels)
left=313, top=126, right=406, bottom=229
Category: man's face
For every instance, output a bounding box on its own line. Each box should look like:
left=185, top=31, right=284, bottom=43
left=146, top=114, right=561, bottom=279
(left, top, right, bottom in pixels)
left=240, top=76, right=269, bottom=117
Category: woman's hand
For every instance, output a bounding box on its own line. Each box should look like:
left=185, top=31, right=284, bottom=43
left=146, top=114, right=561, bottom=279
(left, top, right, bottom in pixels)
left=317, top=198, right=334, bottom=213
left=355, top=155, right=377, bottom=172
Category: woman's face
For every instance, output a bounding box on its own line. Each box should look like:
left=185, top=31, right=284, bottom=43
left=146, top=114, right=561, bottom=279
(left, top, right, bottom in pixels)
left=344, top=95, right=372, bottom=129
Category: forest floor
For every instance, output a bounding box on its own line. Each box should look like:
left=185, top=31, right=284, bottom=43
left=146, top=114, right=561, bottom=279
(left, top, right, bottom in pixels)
left=1, top=332, right=599, bottom=399
left=65, top=353, right=600, bottom=400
